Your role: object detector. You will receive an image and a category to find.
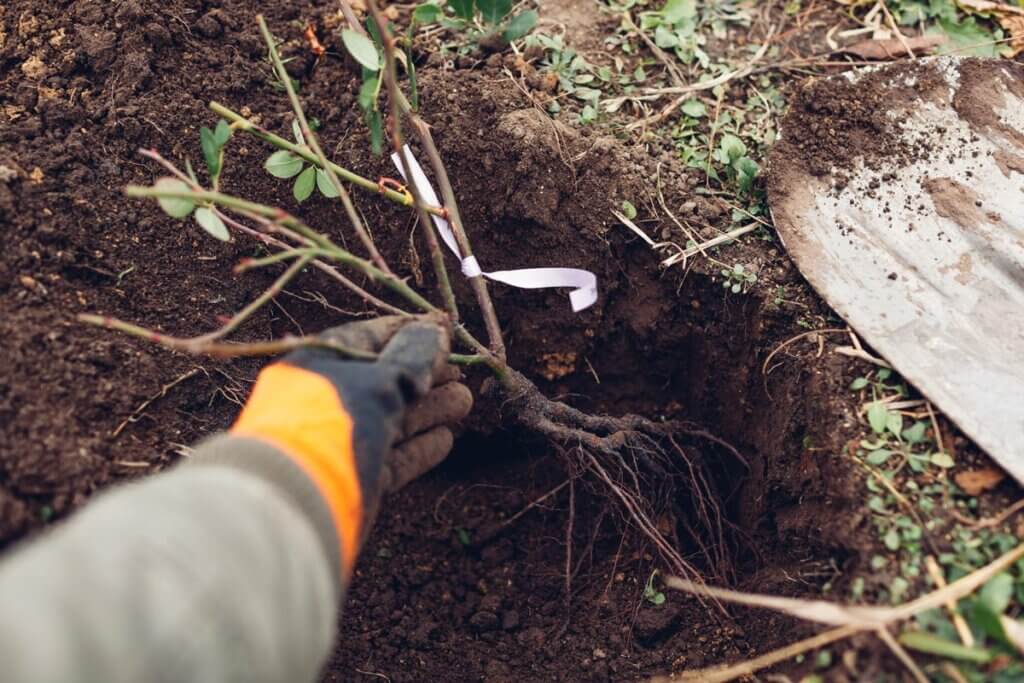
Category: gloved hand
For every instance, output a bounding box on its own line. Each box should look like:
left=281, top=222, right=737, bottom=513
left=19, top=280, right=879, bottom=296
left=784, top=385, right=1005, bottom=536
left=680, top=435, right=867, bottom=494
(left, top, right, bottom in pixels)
left=230, top=315, right=473, bottom=573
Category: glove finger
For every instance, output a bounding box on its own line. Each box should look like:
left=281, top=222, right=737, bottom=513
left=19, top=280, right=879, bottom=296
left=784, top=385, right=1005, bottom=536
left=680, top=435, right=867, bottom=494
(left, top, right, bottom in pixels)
left=378, top=322, right=449, bottom=399
left=319, top=315, right=410, bottom=354
left=433, top=363, right=463, bottom=387
left=382, top=427, right=454, bottom=492
left=401, top=382, right=474, bottom=439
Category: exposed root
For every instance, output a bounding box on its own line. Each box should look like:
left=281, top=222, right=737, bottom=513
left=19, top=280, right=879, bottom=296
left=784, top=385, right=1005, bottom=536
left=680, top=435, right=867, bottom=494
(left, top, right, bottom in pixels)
left=497, top=368, right=745, bottom=587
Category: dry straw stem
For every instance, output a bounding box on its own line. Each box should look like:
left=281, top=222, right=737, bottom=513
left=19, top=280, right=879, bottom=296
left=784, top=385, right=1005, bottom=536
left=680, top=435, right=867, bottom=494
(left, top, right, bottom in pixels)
left=656, top=542, right=1024, bottom=682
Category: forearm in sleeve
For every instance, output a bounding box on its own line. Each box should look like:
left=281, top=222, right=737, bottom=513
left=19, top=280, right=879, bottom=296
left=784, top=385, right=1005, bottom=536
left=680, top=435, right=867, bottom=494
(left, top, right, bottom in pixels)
left=0, top=434, right=347, bottom=683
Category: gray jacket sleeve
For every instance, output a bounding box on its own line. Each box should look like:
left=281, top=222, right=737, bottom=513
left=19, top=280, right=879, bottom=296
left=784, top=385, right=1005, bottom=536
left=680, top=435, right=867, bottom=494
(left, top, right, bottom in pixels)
left=0, top=434, right=346, bottom=683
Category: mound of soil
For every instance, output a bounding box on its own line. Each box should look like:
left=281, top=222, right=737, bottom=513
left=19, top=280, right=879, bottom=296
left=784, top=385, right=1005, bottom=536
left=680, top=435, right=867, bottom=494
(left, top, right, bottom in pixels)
left=0, top=0, right=981, bottom=680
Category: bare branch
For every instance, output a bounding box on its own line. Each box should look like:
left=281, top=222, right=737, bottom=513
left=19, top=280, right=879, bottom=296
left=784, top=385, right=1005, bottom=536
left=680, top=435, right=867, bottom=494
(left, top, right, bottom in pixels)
left=79, top=314, right=377, bottom=360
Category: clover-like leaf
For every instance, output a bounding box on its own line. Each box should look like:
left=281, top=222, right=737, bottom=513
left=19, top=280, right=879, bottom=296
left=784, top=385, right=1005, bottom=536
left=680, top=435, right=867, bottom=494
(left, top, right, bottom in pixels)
left=154, top=178, right=195, bottom=218
left=867, top=402, right=889, bottom=435
left=200, top=127, right=220, bottom=178
left=265, top=150, right=305, bottom=179
left=316, top=168, right=340, bottom=198
left=293, top=166, right=316, bottom=202
left=342, top=29, right=380, bottom=72
left=194, top=207, right=230, bottom=242
left=213, top=119, right=232, bottom=147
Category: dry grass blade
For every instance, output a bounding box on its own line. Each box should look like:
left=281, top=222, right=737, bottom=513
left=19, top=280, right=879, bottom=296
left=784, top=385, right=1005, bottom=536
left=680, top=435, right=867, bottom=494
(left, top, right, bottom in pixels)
left=876, top=625, right=928, bottom=683
left=664, top=578, right=895, bottom=627
left=659, top=543, right=1024, bottom=682
left=649, top=625, right=862, bottom=683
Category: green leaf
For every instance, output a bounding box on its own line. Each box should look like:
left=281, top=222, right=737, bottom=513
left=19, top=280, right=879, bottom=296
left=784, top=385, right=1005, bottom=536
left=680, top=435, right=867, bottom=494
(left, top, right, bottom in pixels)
left=293, top=166, right=316, bottom=202
left=866, top=449, right=893, bottom=466
left=898, top=630, right=993, bottom=663
left=265, top=150, right=305, bottom=179
left=972, top=601, right=1008, bottom=643
left=735, top=157, right=759, bottom=194
left=867, top=402, right=889, bottom=435
left=213, top=119, right=231, bottom=147
left=154, top=178, right=195, bottom=218
left=412, top=1, right=443, bottom=24
left=449, top=0, right=475, bottom=20
left=654, top=24, right=679, bottom=48
left=358, top=73, right=380, bottom=111
left=477, top=0, right=512, bottom=24
left=719, top=134, right=746, bottom=163
left=342, top=29, right=380, bottom=72
left=316, top=168, right=340, bottom=198
left=850, top=377, right=870, bottom=391
left=502, top=10, right=538, bottom=41
left=200, top=127, right=220, bottom=178
left=930, top=452, right=955, bottom=469
left=980, top=573, right=1014, bottom=615
left=902, top=421, right=928, bottom=444
left=680, top=99, right=706, bottom=118
left=661, top=0, right=696, bottom=24
left=884, top=527, right=901, bottom=551
left=886, top=411, right=904, bottom=438
left=931, top=17, right=998, bottom=57
left=193, top=207, right=230, bottom=241
left=622, top=200, right=637, bottom=220
left=891, top=576, right=909, bottom=602
left=649, top=591, right=666, bottom=605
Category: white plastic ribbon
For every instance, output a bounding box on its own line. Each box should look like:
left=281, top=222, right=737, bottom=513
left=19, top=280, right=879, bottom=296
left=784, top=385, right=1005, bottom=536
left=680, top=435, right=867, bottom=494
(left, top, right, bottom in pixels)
left=391, top=146, right=598, bottom=312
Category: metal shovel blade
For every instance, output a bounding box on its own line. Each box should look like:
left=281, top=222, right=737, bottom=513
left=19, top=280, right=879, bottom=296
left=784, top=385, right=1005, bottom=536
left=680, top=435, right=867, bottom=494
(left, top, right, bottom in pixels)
left=768, top=57, right=1024, bottom=481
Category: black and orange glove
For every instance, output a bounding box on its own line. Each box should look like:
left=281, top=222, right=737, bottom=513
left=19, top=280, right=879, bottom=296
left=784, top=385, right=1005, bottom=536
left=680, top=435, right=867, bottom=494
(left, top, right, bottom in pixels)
left=230, top=316, right=473, bottom=575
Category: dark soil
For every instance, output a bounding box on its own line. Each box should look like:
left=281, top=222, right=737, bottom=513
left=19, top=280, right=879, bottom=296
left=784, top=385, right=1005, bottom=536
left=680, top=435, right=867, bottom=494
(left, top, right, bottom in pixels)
left=0, top=0, right=1001, bottom=681
left=768, top=59, right=956, bottom=186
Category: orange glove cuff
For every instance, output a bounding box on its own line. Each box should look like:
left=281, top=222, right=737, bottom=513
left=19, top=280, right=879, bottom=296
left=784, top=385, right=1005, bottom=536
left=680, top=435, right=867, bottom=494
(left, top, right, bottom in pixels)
left=231, top=364, right=363, bottom=575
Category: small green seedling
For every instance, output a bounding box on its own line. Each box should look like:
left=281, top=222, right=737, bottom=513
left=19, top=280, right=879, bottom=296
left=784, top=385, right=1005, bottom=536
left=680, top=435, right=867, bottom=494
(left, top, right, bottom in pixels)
left=153, top=120, right=233, bottom=242
left=637, top=0, right=708, bottom=67
left=621, top=200, right=638, bottom=220
left=529, top=34, right=602, bottom=121
left=643, top=569, right=667, bottom=606
left=716, top=134, right=759, bottom=195
left=413, top=0, right=538, bottom=50
left=720, top=263, right=756, bottom=294
left=263, top=120, right=341, bottom=202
